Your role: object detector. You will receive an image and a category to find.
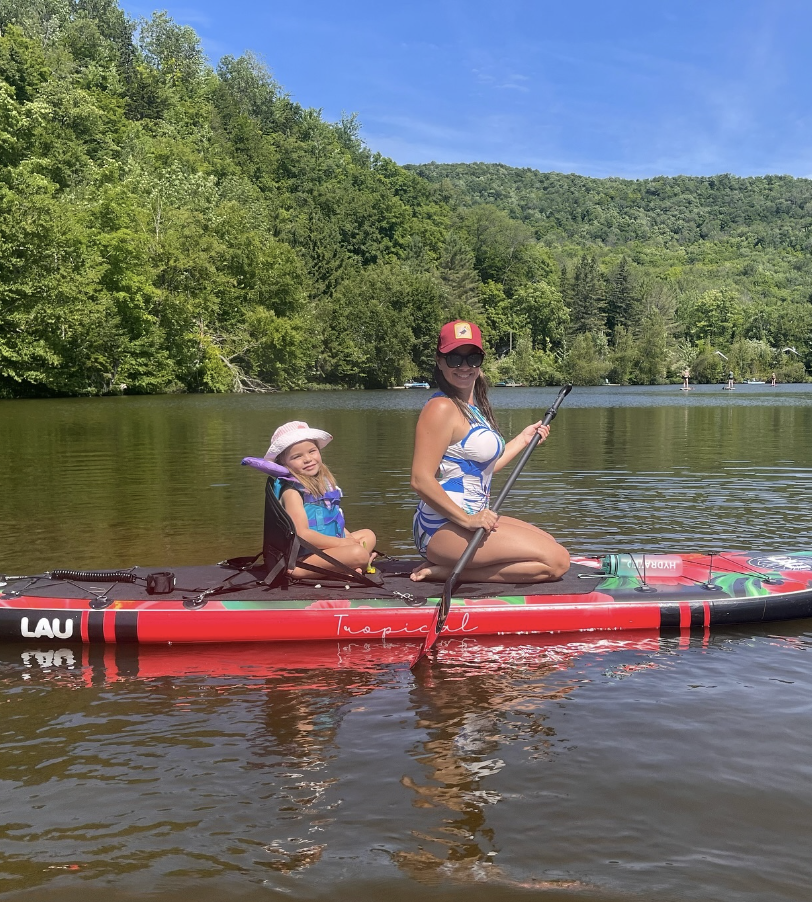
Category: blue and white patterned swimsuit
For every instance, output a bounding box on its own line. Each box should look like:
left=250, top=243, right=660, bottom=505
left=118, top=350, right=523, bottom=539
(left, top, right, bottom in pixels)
left=413, top=393, right=505, bottom=556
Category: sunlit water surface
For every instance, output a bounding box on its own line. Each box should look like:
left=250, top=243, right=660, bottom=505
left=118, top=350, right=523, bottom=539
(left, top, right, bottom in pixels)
left=1, top=384, right=812, bottom=901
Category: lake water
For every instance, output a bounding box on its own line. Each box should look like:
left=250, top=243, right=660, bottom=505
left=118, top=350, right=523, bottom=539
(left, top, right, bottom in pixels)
left=1, top=384, right=812, bottom=900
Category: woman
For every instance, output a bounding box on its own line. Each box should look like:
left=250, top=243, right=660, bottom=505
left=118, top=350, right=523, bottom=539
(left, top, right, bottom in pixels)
left=410, top=320, right=569, bottom=584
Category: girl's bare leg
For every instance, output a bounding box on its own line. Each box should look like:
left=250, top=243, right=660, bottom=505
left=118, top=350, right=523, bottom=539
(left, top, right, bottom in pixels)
left=349, top=528, right=377, bottom=560
left=288, top=544, right=370, bottom=579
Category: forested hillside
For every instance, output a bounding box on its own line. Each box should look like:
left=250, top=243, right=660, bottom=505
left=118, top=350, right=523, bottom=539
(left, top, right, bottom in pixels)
left=0, top=0, right=454, bottom=396
left=1, top=0, right=809, bottom=396
left=407, top=163, right=812, bottom=384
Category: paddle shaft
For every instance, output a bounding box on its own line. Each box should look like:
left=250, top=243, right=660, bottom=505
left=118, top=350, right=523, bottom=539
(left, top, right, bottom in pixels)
left=435, top=383, right=572, bottom=629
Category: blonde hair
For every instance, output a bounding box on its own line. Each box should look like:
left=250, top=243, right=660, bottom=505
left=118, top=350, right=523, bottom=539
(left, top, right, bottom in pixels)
left=279, top=448, right=338, bottom=499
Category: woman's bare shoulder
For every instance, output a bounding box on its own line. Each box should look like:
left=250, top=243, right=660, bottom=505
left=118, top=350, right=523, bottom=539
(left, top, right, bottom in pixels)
left=420, top=394, right=458, bottom=417
left=417, top=395, right=466, bottom=442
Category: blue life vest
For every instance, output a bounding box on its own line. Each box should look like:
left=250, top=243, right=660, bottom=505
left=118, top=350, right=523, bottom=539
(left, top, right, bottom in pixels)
left=274, top=477, right=346, bottom=538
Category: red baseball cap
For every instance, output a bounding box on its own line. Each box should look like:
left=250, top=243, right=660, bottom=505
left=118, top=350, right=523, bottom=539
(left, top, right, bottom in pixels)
left=437, top=320, right=484, bottom=353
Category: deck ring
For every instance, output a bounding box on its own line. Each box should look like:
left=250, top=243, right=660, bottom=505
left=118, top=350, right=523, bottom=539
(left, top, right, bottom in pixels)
left=396, top=591, right=426, bottom=606
left=183, top=596, right=209, bottom=610
left=89, top=595, right=113, bottom=610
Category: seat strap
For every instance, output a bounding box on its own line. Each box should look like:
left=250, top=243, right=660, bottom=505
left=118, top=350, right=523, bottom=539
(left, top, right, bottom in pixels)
left=263, top=531, right=383, bottom=589
left=261, top=557, right=288, bottom=587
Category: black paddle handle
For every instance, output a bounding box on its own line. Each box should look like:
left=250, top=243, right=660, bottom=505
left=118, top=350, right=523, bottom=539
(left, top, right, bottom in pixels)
left=439, top=383, right=573, bottom=619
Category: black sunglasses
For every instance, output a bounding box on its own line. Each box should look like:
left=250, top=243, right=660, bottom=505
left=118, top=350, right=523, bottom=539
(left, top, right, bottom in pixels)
left=442, top=351, right=484, bottom=368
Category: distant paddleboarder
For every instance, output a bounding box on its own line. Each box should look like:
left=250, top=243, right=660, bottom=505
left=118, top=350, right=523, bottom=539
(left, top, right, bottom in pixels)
left=681, top=367, right=691, bottom=390
left=726, top=371, right=735, bottom=390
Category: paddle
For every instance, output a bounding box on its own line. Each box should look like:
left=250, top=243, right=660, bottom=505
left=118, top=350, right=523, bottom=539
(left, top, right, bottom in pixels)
left=410, top=383, right=573, bottom=669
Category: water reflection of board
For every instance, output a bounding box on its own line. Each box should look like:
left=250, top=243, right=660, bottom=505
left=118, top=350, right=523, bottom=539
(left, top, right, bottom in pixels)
left=13, top=631, right=668, bottom=684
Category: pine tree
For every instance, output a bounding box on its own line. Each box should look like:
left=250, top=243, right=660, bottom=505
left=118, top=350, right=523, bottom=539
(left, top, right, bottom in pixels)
left=438, top=231, right=483, bottom=320
left=606, top=257, right=640, bottom=336
left=568, top=253, right=606, bottom=336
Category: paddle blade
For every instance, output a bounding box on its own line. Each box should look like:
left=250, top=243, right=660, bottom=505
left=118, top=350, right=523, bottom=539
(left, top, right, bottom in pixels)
left=409, top=549, right=470, bottom=669
left=409, top=603, right=442, bottom=669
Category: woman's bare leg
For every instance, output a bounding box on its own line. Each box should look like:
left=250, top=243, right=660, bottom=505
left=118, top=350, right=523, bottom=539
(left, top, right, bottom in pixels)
left=411, top=559, right=561, bottom=583
left=411, top=517, right=569, bottom=583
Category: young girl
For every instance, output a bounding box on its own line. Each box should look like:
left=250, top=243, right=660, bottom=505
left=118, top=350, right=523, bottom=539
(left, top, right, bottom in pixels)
left=265, top=421, right=376, bottom=578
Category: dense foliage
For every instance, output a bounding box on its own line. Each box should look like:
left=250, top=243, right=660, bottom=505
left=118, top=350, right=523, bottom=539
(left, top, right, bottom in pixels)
left=407, top=163, right=812, bottom=384
left=0, top=0, right=454, bottom=396
left=0, top=0, right=809, bottom=396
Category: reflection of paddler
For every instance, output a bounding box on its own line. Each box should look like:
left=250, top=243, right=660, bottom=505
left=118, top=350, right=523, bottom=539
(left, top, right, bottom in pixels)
left=251, top=667, right=383, bottom=875
left=257, top=669, right=380, bottom=760
left=397, top=654, right=575, bottom=884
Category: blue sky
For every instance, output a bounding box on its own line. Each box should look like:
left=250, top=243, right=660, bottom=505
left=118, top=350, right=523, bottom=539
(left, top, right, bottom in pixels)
left=122, top=0, right=812, bottom=179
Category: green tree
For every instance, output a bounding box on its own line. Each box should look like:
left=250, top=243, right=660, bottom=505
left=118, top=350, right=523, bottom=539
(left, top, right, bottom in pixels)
left=564, top=332, right=609, bottom=385
left=682, top=288, right=741, bottom=346
left=320, top=264, right=441, bottom=387
left=245, top=308, right=318, bottom=388
left=605, top=256, right=640, bottom=333
left=634, top=308, right=669, bottom=384
left=728, top=338, right=772, bottom=380
left=568, top=253, right=606, bottom=335
left=460, top=204, right=536, bottom=291
left=607, top=325, right=636, bottom=385
left=513, top=281, right=569, bottom=351
left=136, top=11, right=205, bottom=89
left=437, top=230, right=482, bottom=318
left=0, top=24, right=50, bottom=103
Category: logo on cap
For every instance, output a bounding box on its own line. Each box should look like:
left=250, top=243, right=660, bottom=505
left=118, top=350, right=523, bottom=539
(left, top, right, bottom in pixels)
left=454, top=323, right=472, bottom=340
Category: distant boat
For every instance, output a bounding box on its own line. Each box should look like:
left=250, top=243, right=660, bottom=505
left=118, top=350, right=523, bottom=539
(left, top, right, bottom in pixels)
left=744, top=379, right=766, bottom=384
left=403, top=380, right=430, bottom=389
left=495, top=380, right=525, bottom=387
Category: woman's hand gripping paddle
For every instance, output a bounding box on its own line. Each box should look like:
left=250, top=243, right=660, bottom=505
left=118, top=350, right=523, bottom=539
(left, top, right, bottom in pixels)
left=410, top=384, right=573, bottom=670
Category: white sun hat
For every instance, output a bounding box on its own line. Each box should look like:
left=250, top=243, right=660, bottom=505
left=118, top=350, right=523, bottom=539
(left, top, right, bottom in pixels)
left=264, top=421, right=333, bottom=461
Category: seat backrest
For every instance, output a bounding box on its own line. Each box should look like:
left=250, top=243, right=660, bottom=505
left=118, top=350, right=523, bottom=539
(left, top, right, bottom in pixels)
left=262, top=476, right=297, bottom=583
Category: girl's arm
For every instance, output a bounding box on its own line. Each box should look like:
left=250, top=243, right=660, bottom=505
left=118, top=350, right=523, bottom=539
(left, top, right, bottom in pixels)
left=280, top=488, right=361, bottom=550
left=493, top=420, right=550, bottom=473
left=410, top=397, right=497, bottom=532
